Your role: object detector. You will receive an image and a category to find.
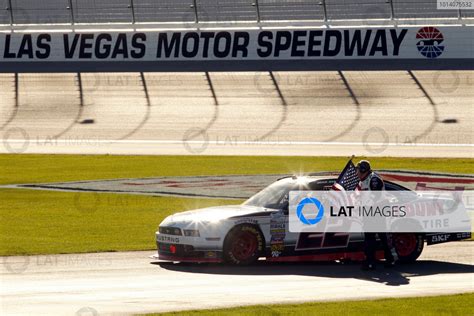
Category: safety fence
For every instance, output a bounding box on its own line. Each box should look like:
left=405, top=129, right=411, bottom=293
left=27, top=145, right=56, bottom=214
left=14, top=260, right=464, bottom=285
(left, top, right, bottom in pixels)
left=0, top=0, right=472, bottom=26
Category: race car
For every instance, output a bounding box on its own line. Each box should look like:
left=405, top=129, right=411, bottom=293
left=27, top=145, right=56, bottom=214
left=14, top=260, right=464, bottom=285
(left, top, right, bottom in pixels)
left=155, top=175, right=471, bottom=265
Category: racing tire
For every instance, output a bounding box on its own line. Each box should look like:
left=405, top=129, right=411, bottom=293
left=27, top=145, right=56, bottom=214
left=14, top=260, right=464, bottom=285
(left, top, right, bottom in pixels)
left=223, top=224, right=264, bottom=265
left=393, top=233, right=424, bottom=263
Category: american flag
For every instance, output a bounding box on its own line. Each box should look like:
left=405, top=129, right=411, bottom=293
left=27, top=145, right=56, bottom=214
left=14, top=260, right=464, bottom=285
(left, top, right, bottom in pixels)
left=332, top=160, right=360, bottom=191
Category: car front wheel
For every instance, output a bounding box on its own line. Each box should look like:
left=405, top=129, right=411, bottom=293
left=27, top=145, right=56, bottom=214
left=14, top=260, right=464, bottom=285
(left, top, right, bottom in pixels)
left=223, top=224, right=264, bottom=265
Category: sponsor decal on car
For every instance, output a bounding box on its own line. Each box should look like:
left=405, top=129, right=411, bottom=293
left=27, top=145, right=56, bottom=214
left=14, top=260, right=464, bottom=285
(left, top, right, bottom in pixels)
left=157, top=235, right=180, bottom=243
left=270, top=210, right=286, bottom=257
left=205, top=251, right=218, bottom=258
left=243, top=226, right=264, bottom=251
left=235, top=218, right=259, bottom=225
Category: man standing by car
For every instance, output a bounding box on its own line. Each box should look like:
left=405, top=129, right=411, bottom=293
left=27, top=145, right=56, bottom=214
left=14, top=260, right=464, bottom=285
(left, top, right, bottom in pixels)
left=356, top=160, right=398, bottom=270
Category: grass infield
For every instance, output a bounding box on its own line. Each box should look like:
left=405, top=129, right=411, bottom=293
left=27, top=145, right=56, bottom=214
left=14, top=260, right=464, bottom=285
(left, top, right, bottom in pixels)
left=144, top=293, right=474, bottom=316
left=0, top=154, right=472, bottom=256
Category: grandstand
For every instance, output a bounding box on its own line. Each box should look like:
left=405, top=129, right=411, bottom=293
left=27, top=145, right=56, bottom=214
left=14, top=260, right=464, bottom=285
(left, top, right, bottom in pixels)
left=0, top=0, right=471, bottom=27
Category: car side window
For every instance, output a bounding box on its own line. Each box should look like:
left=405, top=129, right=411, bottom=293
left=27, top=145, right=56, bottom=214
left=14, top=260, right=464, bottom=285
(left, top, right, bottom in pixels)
left=308, top=179, right=336, bottom=191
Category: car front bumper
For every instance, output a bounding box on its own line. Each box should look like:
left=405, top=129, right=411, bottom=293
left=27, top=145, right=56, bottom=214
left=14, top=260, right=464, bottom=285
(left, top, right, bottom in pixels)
left=156, top=232, right=224, bottom=263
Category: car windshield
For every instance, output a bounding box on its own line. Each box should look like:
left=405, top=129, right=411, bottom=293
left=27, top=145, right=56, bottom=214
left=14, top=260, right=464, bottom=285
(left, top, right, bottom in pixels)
left=243, top=178, right=301, bottom=209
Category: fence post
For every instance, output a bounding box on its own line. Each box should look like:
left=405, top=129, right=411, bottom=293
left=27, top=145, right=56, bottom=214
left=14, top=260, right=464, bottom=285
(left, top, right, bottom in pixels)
left=389, top=0, right=395, bottom=20
left=7, top=0, right=14, bottom=25
left=192, top=0, right=199, bottom=23
left=458, top=8, right=462, bottom=20
left=253, top=0, right=261, bottom=23
left=130, top=0, right=136, bottom=24
left=321, top=0, right=328, bottom=23
left=68, top=0, right=75, bottom=25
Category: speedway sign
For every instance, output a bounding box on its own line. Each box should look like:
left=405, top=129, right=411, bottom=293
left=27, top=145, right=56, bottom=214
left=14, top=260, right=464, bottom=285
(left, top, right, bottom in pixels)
left=0, top=26, right=472, bottom=71
left=1, top=26, right=472, bottom=61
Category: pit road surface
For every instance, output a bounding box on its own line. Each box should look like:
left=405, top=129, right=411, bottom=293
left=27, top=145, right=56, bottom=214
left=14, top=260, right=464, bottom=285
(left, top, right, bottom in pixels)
left=1, top=71, right=472, bottom=157
left=1, top=242, right=473, bottom=315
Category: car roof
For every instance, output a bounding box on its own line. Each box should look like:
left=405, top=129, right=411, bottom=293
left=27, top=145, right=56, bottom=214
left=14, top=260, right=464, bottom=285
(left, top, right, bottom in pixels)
left=276, top=175, right=411, bottom=191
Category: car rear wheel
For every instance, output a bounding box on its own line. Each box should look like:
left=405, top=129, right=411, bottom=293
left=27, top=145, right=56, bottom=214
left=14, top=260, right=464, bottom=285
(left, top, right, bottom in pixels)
left=393, top=233, right=424, bottom=263
left=223, top=224, right=264, bottom=265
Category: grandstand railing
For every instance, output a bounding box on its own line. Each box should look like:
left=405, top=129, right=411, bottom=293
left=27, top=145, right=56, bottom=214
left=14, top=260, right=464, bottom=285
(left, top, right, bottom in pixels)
left=0, top=0, right=472, bottom=27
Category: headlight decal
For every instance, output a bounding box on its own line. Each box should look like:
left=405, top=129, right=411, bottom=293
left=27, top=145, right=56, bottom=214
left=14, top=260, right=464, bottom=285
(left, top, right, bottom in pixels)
left=159, top=227, right=182, bottom=236
left=183, top=229, right=200, bottom=237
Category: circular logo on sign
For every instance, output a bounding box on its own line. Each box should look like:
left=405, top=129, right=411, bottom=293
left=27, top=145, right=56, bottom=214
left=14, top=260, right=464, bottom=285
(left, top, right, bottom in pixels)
left=416, top=27, right=444, bottom=59
left=296, top=197, right=325, bottom=225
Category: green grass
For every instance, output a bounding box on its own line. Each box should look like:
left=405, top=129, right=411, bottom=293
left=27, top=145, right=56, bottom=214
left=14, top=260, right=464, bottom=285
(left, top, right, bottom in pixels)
left=1, top=154, right=472, bottom=185
left=0, top=188, right=239, bottom=256
left=147, top=293, right=474, bottom=316
left=0, top=154, right=472, bottom=256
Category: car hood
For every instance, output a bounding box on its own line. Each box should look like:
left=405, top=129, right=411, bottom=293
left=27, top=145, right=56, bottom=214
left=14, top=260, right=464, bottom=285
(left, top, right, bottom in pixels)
left=162, top=204, right=269, bottom=225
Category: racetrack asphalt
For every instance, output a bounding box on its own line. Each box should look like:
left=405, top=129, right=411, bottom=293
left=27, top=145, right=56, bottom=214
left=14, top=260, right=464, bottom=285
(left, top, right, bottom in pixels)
left=0, top=71, right=472, bottom=157
left=1, top=242, right=473, bottom=315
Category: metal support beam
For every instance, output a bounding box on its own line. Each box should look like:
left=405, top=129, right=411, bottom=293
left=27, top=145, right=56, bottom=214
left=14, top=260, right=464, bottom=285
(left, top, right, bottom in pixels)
left=321, top=0, right=328, bottom=23
left=7, top=0, right=14, bottom=25
left=67, top=0, right=75, bottom=25
left=192, top=0, right=199, bottom=23
left=253, top=0, right=261, bottom=23
left=389, top=0, right=395, bottom=20
left=129, top=0, right=136, bottom=24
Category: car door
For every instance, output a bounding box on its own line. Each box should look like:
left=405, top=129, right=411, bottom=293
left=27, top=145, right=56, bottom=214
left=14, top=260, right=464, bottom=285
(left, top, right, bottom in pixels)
left=282, top=179, right=360, bottom=256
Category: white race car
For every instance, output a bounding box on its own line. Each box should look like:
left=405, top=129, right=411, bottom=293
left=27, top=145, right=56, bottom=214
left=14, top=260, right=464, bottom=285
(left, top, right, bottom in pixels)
left=156, top=175, right=471, bottom=265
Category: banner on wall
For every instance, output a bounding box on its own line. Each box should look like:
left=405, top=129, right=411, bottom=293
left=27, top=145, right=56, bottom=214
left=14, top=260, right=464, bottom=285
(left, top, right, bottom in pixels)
left=0, top=26, right=472, bottom=71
